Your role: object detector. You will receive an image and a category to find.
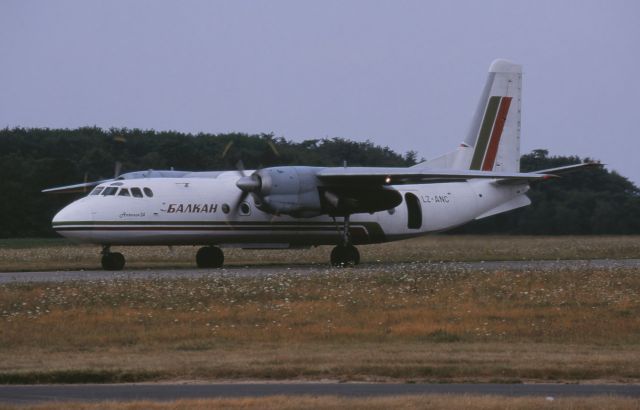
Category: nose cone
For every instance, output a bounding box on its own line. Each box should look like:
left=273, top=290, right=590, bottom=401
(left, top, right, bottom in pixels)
left=52, top=199, right=94, bottom=242
left=236, top=175, right=262, bottom=193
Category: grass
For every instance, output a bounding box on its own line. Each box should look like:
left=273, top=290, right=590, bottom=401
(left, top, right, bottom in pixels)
left=0, top=370, right=162, bottom=384
left=1, top=396, right=639, bottom=410
left=1, top=261, right=639, bottom=383
left=0, top=238, right=73, bottom=249
left=0, top=235, right=639, bottom=272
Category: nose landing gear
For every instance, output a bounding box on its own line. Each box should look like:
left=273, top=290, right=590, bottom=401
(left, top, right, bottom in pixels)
left=196, top=246, right=224, bottom=268
left=330, top=244, right=360, bottom=267
left=330, top=215, right=360, bottom=267
left=101, top=246, right=125, bottom=271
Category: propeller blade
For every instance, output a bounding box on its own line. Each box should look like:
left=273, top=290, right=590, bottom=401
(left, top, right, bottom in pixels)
left=266, top=140, right=280, bottom=157
left=114, top=161, right=122, bottom=179
left=222, top=141, right=234, bottom=158
left=83, top=172, right=89, bottom=193
left=235, top=160, right=246, bottom=177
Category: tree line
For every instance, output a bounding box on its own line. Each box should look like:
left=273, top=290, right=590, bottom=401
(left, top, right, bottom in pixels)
left=0, top=127, right=638, bottom=237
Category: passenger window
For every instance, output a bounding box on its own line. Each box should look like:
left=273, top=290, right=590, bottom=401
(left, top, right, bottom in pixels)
left=143, top=187, right=154, bottom=197
left=131, top=188, right=143, bottom=198
left=102, top=187, right=118, bottom=196
left=91, top=187, right=104, bottom=195
left=118, top=188, right=131, bottom=197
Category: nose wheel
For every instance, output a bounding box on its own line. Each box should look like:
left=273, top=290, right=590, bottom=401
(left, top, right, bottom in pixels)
left=331, top=215, right=360, bottom=267
left=101, top=246, right=125, bottom=271
left=196, top=246, right=224, bottom=268
left=330, top=244, right=360, bottom=267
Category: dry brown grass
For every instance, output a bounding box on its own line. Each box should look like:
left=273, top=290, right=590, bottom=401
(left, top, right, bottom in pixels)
left=2, top=343, right=638, bottom=383
left=1, top=262, right=639, bottom=382
left=1, top=235, right=639, bottom=272
left=1, top=395, right=639, bottom=410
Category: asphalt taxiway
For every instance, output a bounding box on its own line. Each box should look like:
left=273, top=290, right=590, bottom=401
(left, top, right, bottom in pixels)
left=2, top=383, right=640, bottom=404
left=1, top=258, right=639, bottom=283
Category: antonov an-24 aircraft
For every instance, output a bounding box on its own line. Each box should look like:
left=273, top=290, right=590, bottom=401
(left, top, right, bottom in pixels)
left=45, top=59, right=596, bottom=270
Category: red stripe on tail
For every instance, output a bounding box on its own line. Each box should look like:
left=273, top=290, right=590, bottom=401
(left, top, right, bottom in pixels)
left=482, top=97, right=512, bottom=171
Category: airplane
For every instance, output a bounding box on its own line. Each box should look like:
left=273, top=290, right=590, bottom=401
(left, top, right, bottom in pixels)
left=44, top=59, right=597, bottom=270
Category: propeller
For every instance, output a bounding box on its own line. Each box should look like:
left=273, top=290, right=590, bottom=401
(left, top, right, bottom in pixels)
left=226, top=160, right=255, bottom=221
left=221, top=138, right=280, bottom=219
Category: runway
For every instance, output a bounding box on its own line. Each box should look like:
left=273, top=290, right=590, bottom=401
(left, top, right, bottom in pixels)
left=2, top=383, right=640, bottom=404
left=1, top=258, right=639, bottom=283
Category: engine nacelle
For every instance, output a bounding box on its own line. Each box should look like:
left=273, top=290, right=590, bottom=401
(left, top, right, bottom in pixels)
left=236, top=165, right=403, bottom=218
left=253, top=166, right=324, bottom=217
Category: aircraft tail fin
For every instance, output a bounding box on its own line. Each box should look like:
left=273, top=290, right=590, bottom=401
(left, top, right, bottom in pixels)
left=464, top=59, right=522, bottom=172
left=418, top=59, right=522, bottom=172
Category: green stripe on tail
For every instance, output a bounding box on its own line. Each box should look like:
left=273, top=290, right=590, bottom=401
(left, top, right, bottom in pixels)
left=470, top=96, right=501, bottom=170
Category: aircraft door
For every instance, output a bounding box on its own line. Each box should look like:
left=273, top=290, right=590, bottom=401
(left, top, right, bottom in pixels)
left=405, top=193, right=422, bottom=229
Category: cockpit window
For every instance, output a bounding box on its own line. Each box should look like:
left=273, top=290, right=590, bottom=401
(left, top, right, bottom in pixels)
left=102, top=187, right=118, bottom=196
left=118, top=188, right=131, bottom=197
left=143, top=187, right=154, bottom=197
left=91, top=187, right=104, bottom=196
left=131, top=187, right=143, bottom=198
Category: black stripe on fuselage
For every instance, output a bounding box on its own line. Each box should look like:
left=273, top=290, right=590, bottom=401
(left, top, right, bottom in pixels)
left=54, top=226, right=341, bottom=232
left=52, top=220, right=344, bottom=226
left=52, top=221, right=387, bottom=243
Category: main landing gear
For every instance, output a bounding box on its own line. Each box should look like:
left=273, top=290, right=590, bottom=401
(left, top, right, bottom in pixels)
left=330, top=215, right=360, bottom=267
left=99, top=245, right=224, bottom=270
left=196, top=246, right=224, bottom=268
left=101, top=246, right=125, bottom=271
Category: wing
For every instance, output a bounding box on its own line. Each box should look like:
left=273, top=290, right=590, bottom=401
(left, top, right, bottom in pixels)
left=42, top=180, right=111, bottom=194
left=313, top=167, right=553, bottom=215
left=316, top=167, right=554, bottom=185
left=42, top=170, right=193, bottom=194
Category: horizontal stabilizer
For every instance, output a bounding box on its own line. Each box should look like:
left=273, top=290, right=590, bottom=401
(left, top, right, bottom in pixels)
left=532, top=162, right=603, bottom=175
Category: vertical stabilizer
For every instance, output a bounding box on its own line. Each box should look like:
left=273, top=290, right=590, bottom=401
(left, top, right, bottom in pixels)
left=417, top=59, right=522, bottom=171
left=464, top=59, right=522, bottom=172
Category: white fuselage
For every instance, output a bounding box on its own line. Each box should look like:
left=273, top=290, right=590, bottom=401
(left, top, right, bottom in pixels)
left=52, top=171, right=529, bottom=247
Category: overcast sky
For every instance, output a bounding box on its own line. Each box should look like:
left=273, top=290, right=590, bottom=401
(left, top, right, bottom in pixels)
left=1, top=0, right=638, bottom=184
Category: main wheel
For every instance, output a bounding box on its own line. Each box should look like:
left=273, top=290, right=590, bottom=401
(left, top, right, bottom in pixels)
left=330, top=245, right=360, bottom=267
left=196, top=246, right=224, bottom=268
left=101, top=252, right=125, bottom=271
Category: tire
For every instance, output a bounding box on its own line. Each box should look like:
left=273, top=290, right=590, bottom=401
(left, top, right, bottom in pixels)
left=330, top=246, right=346, bottom=267
left=346, top=245, right=360, bottom=265
left=196, top=246, right=224, bottom=268
left=330, top=245, right=360, bottom=267
left=101, top=252, right=125, bottom=271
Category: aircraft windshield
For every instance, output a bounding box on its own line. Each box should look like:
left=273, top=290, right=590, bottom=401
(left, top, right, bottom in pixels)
left=93, top=186, right=154, bottom=198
